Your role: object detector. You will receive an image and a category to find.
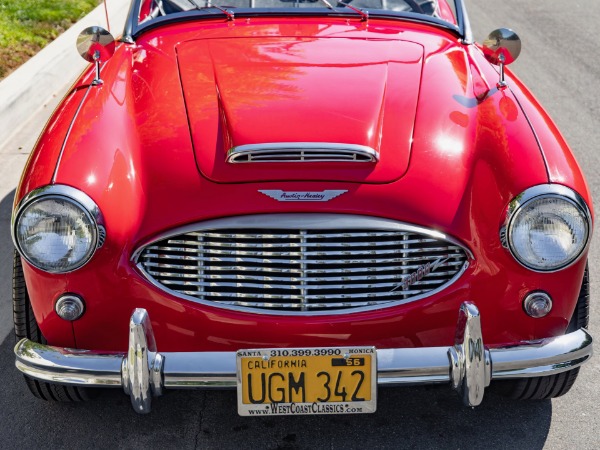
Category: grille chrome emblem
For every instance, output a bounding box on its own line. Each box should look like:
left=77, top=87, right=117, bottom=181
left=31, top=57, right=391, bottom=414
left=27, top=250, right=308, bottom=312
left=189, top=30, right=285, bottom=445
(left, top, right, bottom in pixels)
left=259, top=190, right=347, bottom=202
left=390, top=257, right=450, bottom=293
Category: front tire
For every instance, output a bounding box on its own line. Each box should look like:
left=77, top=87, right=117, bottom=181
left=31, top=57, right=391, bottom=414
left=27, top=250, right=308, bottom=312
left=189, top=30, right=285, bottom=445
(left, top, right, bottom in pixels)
left=493, top=265, right=589, bottom=400
left=13, top=251, right=91, bottom=402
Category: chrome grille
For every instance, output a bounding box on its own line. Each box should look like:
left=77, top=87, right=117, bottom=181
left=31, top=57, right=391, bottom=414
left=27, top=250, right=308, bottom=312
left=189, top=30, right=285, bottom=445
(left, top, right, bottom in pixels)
left=227, top=143, right=378, bottom=163
left=136, top=215, right=469, bottom=314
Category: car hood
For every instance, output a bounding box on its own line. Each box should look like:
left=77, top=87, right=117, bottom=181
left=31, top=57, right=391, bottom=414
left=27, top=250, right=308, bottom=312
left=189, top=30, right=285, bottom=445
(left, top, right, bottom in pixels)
left=39, top=23, right=554, bottom=252
left=176, top=36, right=424, bottom=183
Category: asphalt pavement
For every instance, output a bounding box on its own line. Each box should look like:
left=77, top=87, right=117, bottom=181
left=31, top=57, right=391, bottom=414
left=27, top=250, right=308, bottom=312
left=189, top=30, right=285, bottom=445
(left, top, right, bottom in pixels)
left=0, top=1, right=598, bottom=448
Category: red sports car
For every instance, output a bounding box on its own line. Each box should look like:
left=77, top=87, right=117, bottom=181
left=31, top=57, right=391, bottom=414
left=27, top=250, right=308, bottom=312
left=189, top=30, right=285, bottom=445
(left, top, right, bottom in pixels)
left=12, top=0, right=593, bottom=415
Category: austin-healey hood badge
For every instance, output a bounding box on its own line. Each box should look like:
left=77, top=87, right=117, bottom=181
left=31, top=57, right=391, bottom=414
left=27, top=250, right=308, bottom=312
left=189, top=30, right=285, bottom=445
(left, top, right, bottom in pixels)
left=259, top=190, right=347, bottom=202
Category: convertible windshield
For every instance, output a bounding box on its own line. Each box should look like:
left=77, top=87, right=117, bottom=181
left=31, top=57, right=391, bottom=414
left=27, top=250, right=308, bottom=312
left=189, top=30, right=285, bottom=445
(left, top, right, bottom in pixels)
left=133, top=0, right=459, bottom=28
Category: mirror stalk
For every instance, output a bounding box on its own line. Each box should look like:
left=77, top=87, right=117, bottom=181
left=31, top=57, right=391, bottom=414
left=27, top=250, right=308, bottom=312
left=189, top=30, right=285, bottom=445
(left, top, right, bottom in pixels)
left=92, top=50, right=104, bottom=86
left=497, top=54, right=507, bottom=89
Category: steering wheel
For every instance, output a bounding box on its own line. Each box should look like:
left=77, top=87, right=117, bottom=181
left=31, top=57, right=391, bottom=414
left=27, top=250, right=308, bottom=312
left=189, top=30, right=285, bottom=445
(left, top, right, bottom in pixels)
left=402, top=0, right=424, bottom=14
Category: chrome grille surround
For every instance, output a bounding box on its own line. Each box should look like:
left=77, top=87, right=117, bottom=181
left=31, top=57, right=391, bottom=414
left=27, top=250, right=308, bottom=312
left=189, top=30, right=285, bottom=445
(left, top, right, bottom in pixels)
left=226, top=143, right=379, bottom=163
left=134, top=214, right=471, bottom=316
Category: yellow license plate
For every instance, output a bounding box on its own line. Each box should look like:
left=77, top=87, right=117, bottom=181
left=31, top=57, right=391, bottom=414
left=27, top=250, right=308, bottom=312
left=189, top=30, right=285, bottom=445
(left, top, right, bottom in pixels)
left=236, top=347, right=377, bottom=416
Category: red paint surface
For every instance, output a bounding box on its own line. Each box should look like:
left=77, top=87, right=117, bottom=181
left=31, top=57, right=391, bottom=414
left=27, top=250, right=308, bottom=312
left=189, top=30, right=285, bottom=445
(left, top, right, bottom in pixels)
left=178, top=37, right=423, bottom=183
left=15, top=17, right=592, bottom=352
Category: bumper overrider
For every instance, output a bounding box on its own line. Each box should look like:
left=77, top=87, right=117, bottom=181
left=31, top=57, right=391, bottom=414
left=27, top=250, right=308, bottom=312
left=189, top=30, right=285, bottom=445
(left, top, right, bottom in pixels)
left=14, top=302, right=593, bottom=414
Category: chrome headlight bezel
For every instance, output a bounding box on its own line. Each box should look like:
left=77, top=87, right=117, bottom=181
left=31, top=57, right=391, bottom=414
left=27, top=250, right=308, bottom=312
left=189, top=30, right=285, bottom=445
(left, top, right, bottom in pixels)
left=12, top=185, right=105, bottom=274
left=501, top=184, right=592, bottom=273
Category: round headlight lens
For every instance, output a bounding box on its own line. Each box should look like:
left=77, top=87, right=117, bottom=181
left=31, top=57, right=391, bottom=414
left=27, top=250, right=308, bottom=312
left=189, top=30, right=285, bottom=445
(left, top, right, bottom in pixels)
left=508, top=195, right=589, bottom=271
left=15, top=196, right=98, bottom=273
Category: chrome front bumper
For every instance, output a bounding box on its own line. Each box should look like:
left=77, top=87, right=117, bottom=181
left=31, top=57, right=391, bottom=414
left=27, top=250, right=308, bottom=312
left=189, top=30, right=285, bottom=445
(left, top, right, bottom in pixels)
left=14, top=302, right=593, bottom=414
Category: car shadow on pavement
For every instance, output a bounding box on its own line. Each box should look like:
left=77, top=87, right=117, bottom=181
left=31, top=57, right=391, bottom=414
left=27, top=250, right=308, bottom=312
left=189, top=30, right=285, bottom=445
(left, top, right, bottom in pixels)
left=0, top=329, right=553, bottom=450
left=0, top=342, right=552, bottom=450
left=0, top=187, right=553, bottom=449
left=0, top=189, right=16, bottom=331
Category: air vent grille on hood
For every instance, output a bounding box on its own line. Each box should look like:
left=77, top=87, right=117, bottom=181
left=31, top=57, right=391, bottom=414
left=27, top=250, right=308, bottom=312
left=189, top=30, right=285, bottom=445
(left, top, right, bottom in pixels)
left=227, top=143, right=379, bottom=163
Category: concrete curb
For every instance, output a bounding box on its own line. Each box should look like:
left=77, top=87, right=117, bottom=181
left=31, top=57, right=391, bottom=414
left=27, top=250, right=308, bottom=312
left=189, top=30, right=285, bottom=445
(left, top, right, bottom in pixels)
left=0, top=0, right=130, bottom=148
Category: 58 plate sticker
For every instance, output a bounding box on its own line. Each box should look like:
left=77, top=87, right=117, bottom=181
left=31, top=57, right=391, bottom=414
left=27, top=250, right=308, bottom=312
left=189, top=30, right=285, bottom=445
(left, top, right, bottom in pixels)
left=236, top=347, right=377, bottom=416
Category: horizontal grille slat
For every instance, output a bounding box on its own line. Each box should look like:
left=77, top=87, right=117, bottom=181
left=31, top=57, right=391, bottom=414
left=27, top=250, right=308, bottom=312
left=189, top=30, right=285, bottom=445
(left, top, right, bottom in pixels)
left=159, top=278, right=443, bottom=290
left=149, top=246, right=457, bottom=258
left=213, top=300, right=394, bottom=309
left=137, top=219, right=469, bottom=313
left=166, top=237, right=439, bottom=249
left=147, top=269, right=462, bottom=283
left=202, top=289, right=426, bottom=300
left=196, top=231, right=402, bottom=239
left=142, top=253, right=462, bottom=266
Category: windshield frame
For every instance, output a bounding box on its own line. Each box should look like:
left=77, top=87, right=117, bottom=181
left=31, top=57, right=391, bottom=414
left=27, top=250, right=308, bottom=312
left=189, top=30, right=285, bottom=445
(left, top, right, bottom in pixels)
left=121, top=0, right=472, bottom=43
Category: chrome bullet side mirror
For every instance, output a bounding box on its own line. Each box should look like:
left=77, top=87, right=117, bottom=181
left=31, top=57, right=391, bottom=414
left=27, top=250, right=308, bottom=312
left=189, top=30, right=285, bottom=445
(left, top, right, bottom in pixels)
left=76, top=26, right=115, bottom=86
left=482, top=28, right=521, bottom=89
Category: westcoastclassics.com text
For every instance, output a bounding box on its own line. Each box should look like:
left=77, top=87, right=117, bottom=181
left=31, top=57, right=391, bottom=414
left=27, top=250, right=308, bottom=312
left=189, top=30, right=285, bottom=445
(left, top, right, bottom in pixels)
left=246, top=402, right=364, bottom=415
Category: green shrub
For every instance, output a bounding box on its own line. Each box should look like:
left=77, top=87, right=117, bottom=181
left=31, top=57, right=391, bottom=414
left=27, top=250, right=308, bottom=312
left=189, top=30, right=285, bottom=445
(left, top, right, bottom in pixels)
left=0, top=0, right=100, bottom=78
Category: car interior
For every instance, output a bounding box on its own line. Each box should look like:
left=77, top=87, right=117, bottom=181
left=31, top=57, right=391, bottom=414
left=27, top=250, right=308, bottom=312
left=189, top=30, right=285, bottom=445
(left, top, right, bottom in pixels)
left=143, top=0, right=439, bottom=18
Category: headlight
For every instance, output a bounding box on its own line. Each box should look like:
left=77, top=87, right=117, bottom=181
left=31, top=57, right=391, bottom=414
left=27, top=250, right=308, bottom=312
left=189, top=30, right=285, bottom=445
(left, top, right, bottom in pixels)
left=503, top=185, right=591, bottom=272
left=13, top=186, right=103, bottom=273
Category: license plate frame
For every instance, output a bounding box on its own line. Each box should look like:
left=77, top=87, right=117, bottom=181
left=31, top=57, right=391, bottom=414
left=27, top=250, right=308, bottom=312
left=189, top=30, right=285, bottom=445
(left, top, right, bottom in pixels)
left=236, top=346, right=377, bottom=416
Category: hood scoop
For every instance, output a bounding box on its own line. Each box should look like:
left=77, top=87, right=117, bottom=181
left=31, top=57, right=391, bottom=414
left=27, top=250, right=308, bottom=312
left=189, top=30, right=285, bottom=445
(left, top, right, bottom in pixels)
left=227, top=143, right=379, bottom=164
left=176, top=36, right=424, bottom=184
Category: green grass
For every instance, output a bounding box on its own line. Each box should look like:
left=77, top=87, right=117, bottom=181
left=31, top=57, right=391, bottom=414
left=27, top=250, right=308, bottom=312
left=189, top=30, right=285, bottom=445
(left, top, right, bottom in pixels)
left=0, top=0, right=101, bottom=78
